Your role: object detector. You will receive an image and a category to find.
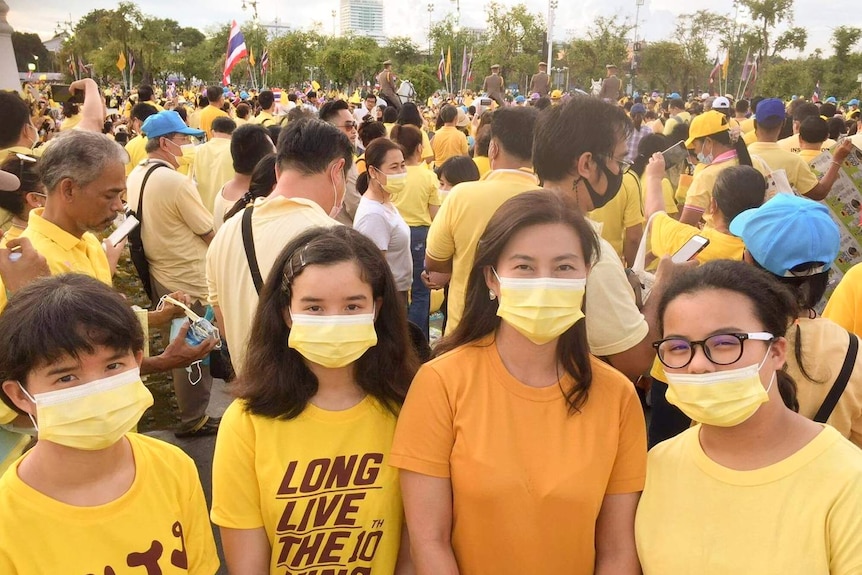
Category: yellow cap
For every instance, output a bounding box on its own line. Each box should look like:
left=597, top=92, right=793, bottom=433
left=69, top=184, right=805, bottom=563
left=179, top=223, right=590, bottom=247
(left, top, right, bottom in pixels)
left=551, top=89, right=563, bottom=99
left=685, top=110, right=729, bottom=147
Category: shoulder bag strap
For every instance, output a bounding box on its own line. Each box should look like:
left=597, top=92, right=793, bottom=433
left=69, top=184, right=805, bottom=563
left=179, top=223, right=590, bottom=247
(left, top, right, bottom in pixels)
left=241, top=205, right=264, bottom=295
left=813, top=332, right=859, bottom=423
left=136, top=162, right=165, bottom=222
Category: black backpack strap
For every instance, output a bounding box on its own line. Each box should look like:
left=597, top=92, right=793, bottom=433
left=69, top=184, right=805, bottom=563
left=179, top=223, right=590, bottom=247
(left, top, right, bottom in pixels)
left=135, top=162, right=165, bottom=221
left=241, top=205, right=264, bottom=295
left=814, top=332, right=859, bottom=423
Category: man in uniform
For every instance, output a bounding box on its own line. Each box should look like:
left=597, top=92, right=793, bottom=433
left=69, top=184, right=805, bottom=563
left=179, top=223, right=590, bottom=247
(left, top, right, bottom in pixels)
left=376, top=60, right=401, bottom=112
left=599, top=64, right=622, bottom=102
left=483, top=64, right=506, bottom=108
left=529, top=61, right=550, bottom=97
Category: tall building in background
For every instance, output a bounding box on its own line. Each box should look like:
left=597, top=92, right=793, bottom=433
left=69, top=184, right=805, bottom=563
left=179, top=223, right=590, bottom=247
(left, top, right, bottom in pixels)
left=340, top=0, right=385, bottom=44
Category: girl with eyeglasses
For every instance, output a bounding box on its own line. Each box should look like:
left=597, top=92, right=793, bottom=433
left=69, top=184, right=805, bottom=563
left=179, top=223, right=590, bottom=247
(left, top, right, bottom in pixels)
left=636, top=260, right=862, bottom=574
left=211, top=226, right=418, bottom=574
left=0, top=154, right=44, bottom=245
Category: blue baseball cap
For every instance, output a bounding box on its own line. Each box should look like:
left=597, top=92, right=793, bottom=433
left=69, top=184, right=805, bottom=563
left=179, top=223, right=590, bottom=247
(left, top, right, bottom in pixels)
left=514, top=95, right=526, bottom=104
left=754, top=98, right=786, bottom=128
left=669, top=92, right=681, bottom=99
left=850, top=98, right=860, bottom=106
left=630, top=103, right=647, bottom=114
left=825, top=96, right=837, bottom=103
left=141, top=111, right=205, bottom=139
left=729, top=194, right=839, bottom=277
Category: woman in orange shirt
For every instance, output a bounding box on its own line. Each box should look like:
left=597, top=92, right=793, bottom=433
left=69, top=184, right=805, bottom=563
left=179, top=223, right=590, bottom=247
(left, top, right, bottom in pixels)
left=390, top=191, right=647, bottom=575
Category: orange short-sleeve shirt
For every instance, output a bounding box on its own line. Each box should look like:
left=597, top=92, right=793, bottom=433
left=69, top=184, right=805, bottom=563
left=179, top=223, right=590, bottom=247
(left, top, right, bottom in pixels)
left=390, top=335, right=647, bottom=575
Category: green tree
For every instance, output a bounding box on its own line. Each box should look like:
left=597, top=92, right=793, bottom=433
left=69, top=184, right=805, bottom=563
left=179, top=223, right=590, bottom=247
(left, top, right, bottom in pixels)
left=560, top=16, right=631, bottom=91
left=383, top=37, right=423, bottom=69
left=475, top=2, right=546, bottom=92
left=828, top=26, right=862, bottom=97
left=637, top=41, right=689, bottom=94
left=672, top=10, right=731, bottom=95
left=11, top=32, right=51, bottom=73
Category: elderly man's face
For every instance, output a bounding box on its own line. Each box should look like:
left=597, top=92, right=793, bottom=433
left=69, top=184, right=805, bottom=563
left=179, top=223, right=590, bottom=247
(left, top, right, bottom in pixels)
left=64, top=160, right=127, bottom=233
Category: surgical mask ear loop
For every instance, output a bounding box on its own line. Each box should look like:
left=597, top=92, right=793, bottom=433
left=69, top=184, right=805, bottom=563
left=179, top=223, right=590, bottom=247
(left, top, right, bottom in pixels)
left=17, top=382, right=38, bottom=431
left=186, top=361, right=203, bottom=386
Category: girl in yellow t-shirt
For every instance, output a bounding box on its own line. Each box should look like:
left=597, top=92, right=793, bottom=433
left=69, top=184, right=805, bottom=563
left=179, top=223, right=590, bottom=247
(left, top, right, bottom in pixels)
left=391, top=191, right=647, bottom=575
left=212, top=226, right=419, bottom=575
left=637, top=260, right=862, bottom=574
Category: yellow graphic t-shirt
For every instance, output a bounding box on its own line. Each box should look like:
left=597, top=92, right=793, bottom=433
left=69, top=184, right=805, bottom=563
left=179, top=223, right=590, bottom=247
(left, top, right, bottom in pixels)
left=0, top=433, right=219, bottom=574
left=212, top=397, right=404, bottom=574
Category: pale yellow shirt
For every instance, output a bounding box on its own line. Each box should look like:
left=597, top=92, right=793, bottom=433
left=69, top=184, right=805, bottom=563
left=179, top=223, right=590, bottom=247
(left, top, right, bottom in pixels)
left=747, top=141, right=819, bottom=196
left=191, top=138, right=235, bottom=213
left=126, top=160, right=213, bottom=300
left=206, top=196, right=339, bottom=373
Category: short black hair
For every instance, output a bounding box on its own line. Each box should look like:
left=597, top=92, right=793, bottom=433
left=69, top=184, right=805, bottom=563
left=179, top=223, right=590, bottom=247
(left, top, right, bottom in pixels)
left=714, top=165, right=766, bottom=223
left=231, top=124, right=274, bottom=175
left=258, top=90, right=275, bottom=110
left=0, top=91, right=31, bottom=148
left=489, top=106, right=537, bottom=162
left=533, top=96, right=632, bottom=182
left=206, top=85, right=223, bottom=103
left=382, top=106, right=398, bottom=123
left=735, top=99, right=750, bottom=115
left=137, top=84, right=154, bottom=102
left=131, top=102, right=159, bottom=123
left=820, top=102, right=837, bottom=117
left=212, top=116, right=237, bottom=135
left=436, top=155, right=480, bottom=186
left=276, top=118, right=354, bottom=176
left=0, top=154, right=40, bottom=217
left=318, top=99, right=350, bottom=124
left=0, top=274, right=145, bottom=397
left=669, top=98, right=685, bottom=110
left=440, top=104, right=458, bottom=124
left=799, top=116, right=828, bottom=144
left=287, top=93, right=298, bottom=103
left=792, top=102, right=820, bottom=123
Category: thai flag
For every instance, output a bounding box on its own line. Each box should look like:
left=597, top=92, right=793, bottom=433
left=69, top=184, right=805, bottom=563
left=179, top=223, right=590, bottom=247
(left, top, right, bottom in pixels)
left=223, top=20, right=248, bottom=86
left=812, top=80, right=821, bottom=103
left=129, top=52, right=135, bottom=75
left=261, top=49, right=269, bottom=74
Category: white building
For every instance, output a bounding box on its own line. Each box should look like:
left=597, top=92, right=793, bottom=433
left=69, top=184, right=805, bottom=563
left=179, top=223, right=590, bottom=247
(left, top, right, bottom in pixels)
left=340, top=0, right=385, bottom=44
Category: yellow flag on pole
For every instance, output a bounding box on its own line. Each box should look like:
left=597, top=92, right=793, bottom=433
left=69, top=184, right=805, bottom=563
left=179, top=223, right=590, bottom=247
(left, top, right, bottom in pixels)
left=117, top=51, right=126, bottom=72
left=249, top=47, right=255, bottom=67
left=722, top=50, right=729, bottom=80
left=445, top=46, right=451, bottom=77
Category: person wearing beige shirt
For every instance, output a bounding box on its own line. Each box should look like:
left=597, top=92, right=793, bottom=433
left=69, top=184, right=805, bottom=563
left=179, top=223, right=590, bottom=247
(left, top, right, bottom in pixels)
left=190, top=116, right=236, bottom=213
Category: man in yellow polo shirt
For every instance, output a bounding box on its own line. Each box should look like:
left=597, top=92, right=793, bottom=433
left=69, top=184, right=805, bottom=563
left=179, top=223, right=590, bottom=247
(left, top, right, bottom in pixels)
left=798, top=116, right=829, bottom=164
left=778, top=101, right=836, bottom=153
left=431, top=104, right=469, bottom=166
left=748, top=98, right=850, bottom=200
left=425, top=107, right=538, bottom=333
left=206, top=119, right=348, bottom=374
left=199, top=86, right=229, bottom=140
left=251, top=90, right=277, bottom=127
left=191, top=116, right=236, bottom=213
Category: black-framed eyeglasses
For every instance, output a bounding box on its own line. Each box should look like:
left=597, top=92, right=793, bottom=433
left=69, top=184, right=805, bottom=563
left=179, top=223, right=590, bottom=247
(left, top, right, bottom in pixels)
left=601, top=154, right=632, bottom=174
left=652, top=332, right=774, bottom=369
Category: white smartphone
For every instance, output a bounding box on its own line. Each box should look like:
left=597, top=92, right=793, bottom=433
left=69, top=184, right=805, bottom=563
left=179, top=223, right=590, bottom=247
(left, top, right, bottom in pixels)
left=107, top=214, right=139, bottom=247
left=672, top=235, right=710, bottom=263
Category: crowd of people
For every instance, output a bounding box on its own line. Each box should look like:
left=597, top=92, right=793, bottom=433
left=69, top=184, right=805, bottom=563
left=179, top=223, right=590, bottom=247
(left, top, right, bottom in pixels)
left=1, top=58, right=862, bottom=574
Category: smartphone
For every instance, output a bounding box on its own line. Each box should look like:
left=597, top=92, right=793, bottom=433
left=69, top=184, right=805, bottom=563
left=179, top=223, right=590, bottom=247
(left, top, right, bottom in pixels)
left=672, top=235, right=710, bottom=263
left=107, top=214, right=139, bottom=247
left=661, top=140, right=689, bottom=168
left=51, top=84, right=84, bottom=104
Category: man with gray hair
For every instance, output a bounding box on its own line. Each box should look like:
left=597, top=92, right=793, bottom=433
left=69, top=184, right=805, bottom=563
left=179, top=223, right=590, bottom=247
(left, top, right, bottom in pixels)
left=23, top=130, right=214, bottom=375
left=126, top=110, right=218, bottom=438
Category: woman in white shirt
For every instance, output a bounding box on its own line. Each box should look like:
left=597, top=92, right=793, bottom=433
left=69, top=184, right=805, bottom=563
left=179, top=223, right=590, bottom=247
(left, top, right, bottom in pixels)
left=354, top=138, right=413, bottom=307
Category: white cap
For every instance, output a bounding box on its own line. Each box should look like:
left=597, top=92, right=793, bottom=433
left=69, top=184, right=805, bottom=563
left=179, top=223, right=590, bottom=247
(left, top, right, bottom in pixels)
left=712, top=96, right=731, bottom=110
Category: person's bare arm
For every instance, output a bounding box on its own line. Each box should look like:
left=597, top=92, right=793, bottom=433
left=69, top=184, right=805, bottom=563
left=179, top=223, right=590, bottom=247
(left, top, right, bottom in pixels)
left=594, top=493, right=642, bottom=575
left=623, top=224, right=642, bottom=269
left=0, top=236, right=49, bottom=292
left=805, top=139, right=852, bottom=200
left=140, top=322, right=216, bottom=374
left=400, top=470, right=460, bottom=575
left=198, top=230, right=215, bottom=246
left=102, top=238, right=126, bottom=276
left=425, top=254, right=452, bottom=274
left=678, top=206, right=703, bottom=227
left=220, top=526, right=271, bottom=575
left=644, top=153, right=668, bottom=221
left=394, top=520, right=416, bottom=575
left=69, top=78, right=106, bottom=133
left=429, top=204, right=440, bottom=220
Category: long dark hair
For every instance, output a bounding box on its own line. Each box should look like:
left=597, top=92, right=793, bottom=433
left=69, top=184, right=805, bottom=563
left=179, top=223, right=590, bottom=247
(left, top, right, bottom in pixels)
left=631, top=133, right=670, bottom=177
left=396, top=102, right=424, bottom=128
left=224, top=153, right=277, bottom=221
left=434, top=190, right=600, bottom=414
left=235, top=226, right=419, bottom=419
left=656, top=260, right=799, bottom=411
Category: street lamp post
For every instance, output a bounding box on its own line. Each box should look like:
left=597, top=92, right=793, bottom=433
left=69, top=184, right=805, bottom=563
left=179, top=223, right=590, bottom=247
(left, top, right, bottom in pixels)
left=332, top=10, right=337, bottom=37
left=427, top=4, right=434, bottom=57
left=547, top=0, right=558, bottom=69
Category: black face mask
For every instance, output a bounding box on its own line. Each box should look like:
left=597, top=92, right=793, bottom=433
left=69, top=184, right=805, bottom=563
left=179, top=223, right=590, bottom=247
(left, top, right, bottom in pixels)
left=582, top=160, right=623, bottom=209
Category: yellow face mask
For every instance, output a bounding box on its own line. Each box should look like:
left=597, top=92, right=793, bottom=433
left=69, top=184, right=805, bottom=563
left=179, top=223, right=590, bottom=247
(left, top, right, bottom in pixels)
left=288, top=311, right=378, bottom=368
left=19, top=368, right=153, bottom=450
left=493, top=270, right=587, bottom=345
left=664, top=349, right=774, bottom=427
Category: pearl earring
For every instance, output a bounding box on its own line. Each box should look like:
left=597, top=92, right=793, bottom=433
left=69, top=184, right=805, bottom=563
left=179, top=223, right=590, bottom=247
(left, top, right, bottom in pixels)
left=489, top=290, right=497, bottom=301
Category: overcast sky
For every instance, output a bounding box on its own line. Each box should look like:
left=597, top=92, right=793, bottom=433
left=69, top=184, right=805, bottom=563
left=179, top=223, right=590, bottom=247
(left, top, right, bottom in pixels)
left=7, top=0, right=855, bottom=59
